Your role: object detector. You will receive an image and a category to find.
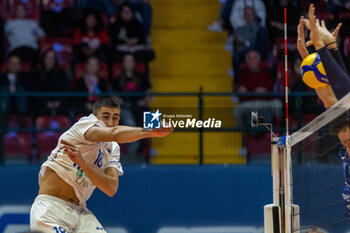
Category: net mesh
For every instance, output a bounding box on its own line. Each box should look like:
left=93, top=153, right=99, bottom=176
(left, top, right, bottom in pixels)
left=291, top=116, right=350, bottom=233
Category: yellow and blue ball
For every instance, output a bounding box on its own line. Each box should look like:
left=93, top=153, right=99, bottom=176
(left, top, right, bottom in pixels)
left=300, top=52, right=329, bottom=89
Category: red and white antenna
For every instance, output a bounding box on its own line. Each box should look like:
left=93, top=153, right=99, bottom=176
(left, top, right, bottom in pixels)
left=284, top=8, right=289, bottom=136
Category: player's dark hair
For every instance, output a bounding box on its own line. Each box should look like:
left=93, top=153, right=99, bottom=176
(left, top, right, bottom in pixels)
left=329, top=110, right=350, bottom=135
left=93, top=98, right=121, bottom=115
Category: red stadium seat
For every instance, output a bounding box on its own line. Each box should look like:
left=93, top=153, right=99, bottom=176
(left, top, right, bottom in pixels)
left=112, top=62, right=146, bottom=77
left=246, top=132, right=271, bottom=158
left=36, top=115, right=71, bottom=157
left=5, top=132, right=32, bottom=158
left=42, top=0, right=75, bottom=11
left=299, top=1, right=326, bottom=13
left=1, top=0, right=7, bottom=20
left=75, top=62, right=109, bottom=81
left=339, top=12, right=350, bottom=20
left=7, top=0, right=40, bottom=21
left=317, top=12, right=333, bottom=22
left=40, top=37, right=73, bottom=69
left=4, top=115, right=32, bottom=160
left=1, top=61, right=31, bottom=73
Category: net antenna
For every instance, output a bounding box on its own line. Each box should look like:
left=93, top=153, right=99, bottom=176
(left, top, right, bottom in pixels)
left=263, top=8, right=300, bottom=233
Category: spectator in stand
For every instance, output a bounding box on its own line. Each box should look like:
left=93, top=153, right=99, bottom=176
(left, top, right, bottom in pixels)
left=229, top=0, right=266, bottom=30
left=132, top=0, right=153, bottom=37
left=233, top=50, right=282, bottom=127
left=327, top=0, right=350, bottom=16
left=41, top=0, right=76, bottom=37
left=208, top=0, right=234, bottom=33
left=233, top=6, right=269, bottom=84
left=0, top=55, right=28, bottom=116
left=77, top=0, right=118, bottom=16
left=110, top=53, right=151, bottom=162
left=5, top=4, right=45, bottom=68
left=77, top=0, right=152, bottom=36
left=268, top=0, right=299, bottom=40
left=74, top=10, right=109, bottom=62
left=109, top=2, right=149, bottom=62
left=38, top=49, right=71, bottom=115
left=207, top=0, right=235, bottom=47
left=73, top=56, right=108, bottom=115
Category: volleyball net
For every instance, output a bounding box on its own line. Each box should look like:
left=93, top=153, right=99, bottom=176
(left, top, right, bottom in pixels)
left=264, top=93, right=350, bottom=233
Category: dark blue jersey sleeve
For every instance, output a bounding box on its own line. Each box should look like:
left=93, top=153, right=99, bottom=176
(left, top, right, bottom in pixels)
left=330, top=48, right=348, bottom=74
left=318, top=46, right=350, bottom=99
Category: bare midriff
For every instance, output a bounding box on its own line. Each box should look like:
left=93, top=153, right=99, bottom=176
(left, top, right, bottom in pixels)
left=38, top=167, right=80, bottom=205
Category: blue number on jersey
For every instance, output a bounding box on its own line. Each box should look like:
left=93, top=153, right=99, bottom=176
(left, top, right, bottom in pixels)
left=94, top=149, right=103, bottom=167
left=53, top=226, right=66, bottom=233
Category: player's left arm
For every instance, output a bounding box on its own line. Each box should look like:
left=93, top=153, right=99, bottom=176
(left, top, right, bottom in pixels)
left=61, top=139, right=119, bottom=197
left=297, top=15, right=338, bottom=109
left=305, top=4, right=350, bottom=100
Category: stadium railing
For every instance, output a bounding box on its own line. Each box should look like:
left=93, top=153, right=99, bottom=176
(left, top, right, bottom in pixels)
left=0, top=91, right=318, bottom=165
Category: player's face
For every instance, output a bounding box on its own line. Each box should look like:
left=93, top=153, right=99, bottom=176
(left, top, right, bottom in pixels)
left=96, top=107, right=120, bottom=127
left=338, top=126, right=350, bottom=156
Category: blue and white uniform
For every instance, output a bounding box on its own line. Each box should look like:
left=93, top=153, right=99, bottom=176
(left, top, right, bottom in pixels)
left=338, top=146, right=350, bottom=212
left=30, top=114, right=123, bottom=233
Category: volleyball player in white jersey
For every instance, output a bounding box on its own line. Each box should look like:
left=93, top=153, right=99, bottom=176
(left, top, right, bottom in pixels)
left=30, top=98, right=172, bottom=233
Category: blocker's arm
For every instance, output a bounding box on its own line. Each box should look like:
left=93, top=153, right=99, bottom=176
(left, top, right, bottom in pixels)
left=318, top=47, right=350, bottom=100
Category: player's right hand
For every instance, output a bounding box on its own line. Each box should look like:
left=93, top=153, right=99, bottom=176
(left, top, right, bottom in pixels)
left=306, top=4, right=325, bottom=50
left=297, top=16, right=309, bottom=60
left=303, top=4, right=342, bottom=49
left=61, top=139, right=84, bottom=165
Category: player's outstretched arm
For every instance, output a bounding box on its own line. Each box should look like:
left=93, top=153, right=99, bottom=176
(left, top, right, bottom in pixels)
left=84, top=124, right=173, bottom=143
left=297, top=15, right=338, bottom=108
left=61, top=139, right=119, bottom=197
left=303, top=4, right=350, bottom=100
left=297, top=16, right=309, bottom=60
left=302, top=6, right=346, bottom=73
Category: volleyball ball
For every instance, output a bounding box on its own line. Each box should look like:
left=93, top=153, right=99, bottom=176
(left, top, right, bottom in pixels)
left=300, top=52, right=329, bottom=89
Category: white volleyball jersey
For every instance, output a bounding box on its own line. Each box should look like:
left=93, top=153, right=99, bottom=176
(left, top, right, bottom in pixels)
left=38, top=114, right=124, bottom=205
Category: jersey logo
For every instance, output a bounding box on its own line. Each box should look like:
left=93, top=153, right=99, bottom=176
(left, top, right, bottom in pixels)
left=94, top=149, right=103, bottom=168
left=73, top=163, right=88, bottom=188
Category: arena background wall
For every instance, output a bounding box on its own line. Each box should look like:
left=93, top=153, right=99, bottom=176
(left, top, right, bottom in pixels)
left=0, top=165, right=271, bottom=233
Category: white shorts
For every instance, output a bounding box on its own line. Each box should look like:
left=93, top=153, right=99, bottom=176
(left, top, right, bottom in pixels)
left=30, top=194, right=107, bottom=233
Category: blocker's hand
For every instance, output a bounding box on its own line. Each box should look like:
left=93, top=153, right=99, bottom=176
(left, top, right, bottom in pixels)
left=297, top=16, right=309, bottom=59
left=303, top=4, right=342, bottom=49
left=61, top=139, right=84, bottom=165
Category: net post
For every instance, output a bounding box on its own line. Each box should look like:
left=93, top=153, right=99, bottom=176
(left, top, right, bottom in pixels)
left=264, top=137, right=282, bottom=233
left=272, top=137, right=281, bottom=205
left=284, top=137, right=292, bottom=233
left=285, top=136, right=300, bottom=233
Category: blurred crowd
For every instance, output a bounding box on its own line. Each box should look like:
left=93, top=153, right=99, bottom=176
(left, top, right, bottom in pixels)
left=209, top=0, right=350, bottom=128
left=0, top=0, right=154, bottom=162
left=0, top=0, right=153, bottom=124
